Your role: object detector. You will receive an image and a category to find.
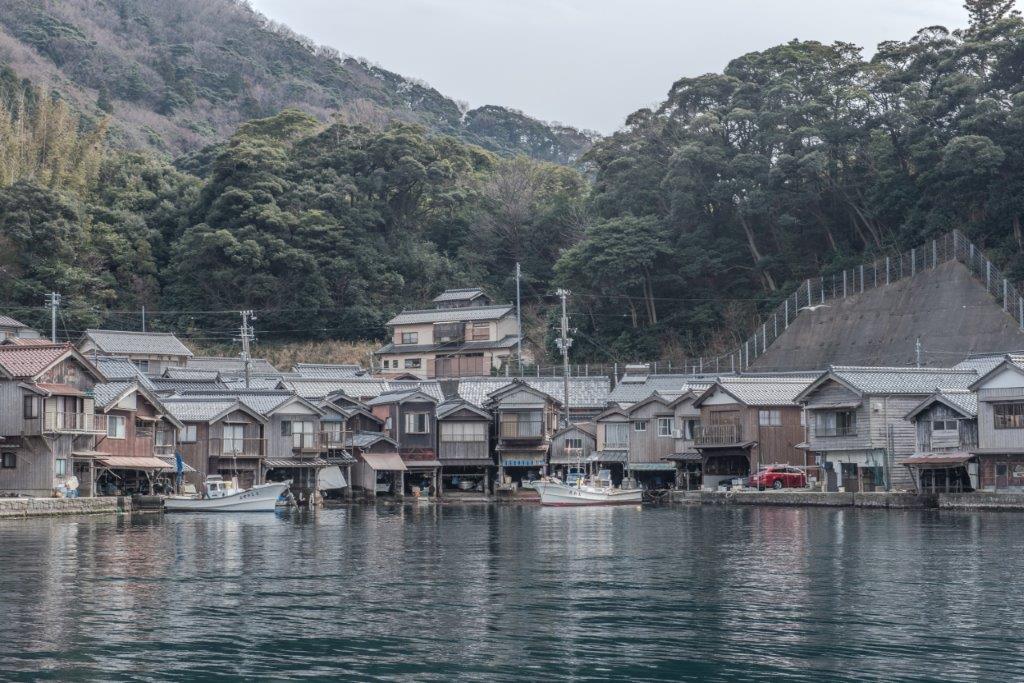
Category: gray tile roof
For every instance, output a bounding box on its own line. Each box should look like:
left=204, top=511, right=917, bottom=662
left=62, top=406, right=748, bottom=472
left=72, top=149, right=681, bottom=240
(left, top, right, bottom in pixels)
left=83, top=329, right=193, bottom=357
left=177, top=390, right=302, bottom=416
left=953, top=354, right=1010, bottom=375
left=0, top=315, right=28, bottom=329
left=291, top=363, right=366, bottom=379
left=160, top=397, right=243, bottom=422
left=386, top=304, right=514, bottom=326
left=164, top=367, right=220, bottom=380
left=608, top=375, right=716, bottom=405
left=222, top=377, right=285, bottom=390
left=432, top=288, right=486, bottom=303
left=149, top=377, right=229, bottom=394
left=455, top=376, right=612, bottom=409
left=280, top=377, right=445, bottom=402
left=435, top=398, right=491, bottom=420
left=942, top=391, right=979, bottom=416
left=186, top=356, right=279, bottom=374
left=346, top=431, right=398, bottom=449
left=829, top=366, right=978, bottom=395
left=91, top=356, right=156, bottom=390
left=92, top=381, right=137, bottom=409
left=365, top=388, right=439, bottom=406
left=713, top=376, right=815, bottom=406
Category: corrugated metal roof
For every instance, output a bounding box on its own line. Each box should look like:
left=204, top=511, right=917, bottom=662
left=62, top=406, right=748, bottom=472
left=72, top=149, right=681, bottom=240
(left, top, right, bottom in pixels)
left=0, top=344, right=71, bottom=379
left=455, top=377, right=612, bottom=409
left=83, top=329, right=193, bottom=357
left=829, top=366, right=978, bottom=395
left=386, top=304, right=514, bottom=326
left=186, top=356, right=279, bottom=374
left=432, top=288, right=486, bottom=303
left=714, top=376, right=815, bottom=406
left=291, top=363, right=366, bottom=379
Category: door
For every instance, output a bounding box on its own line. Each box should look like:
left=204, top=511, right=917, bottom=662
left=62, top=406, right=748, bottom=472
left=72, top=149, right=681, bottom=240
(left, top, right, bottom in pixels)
left=840, top=463, right=859, bottom=492
left=996, top=462, right=1009, bottom=491
left=223, top=424, right=245, bottom=454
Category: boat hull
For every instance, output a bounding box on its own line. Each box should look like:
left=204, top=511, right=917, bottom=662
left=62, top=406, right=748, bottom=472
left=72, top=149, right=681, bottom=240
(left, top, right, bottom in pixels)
left=164, top=483, right=289, bottom=512
left=534, top=482, right=643, bottom=506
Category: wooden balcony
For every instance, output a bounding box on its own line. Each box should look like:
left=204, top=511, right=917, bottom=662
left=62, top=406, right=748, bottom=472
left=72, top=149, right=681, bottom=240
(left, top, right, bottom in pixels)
left=694, top=424, right=743, bottom=447
left=290, top=433, right=323, bottom=454
left=430, top=355, right=487, bottom=378
left=498, top=421, right=545, bottom=440
left=319, top=431, right=347, bottom=450
left=153, top=444, right=176, bottom=456
left=209, top=437, right=266, bottom=458
left=28, top=412, right=109, bottom=436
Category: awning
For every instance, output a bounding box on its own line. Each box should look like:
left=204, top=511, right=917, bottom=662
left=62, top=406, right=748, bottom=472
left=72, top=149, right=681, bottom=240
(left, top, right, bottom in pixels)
left=592, top=450, right=628, bottom=463
left=323, top=452, right=357, bottom=465
left=37, top=383, right=85, bottom=397
left=807, top=401, right=862, bottom=409
left=71, top=450, right=109, bottom=459
left=440, top=459, right=494, bottom=468
left=362, top=452, right=407, bottom=471
left=265, top=458, right=330, bottom=468
left=404, top=459, right=442, bottom=469
left=98, top=455, right=172, bottom=470
left=628, top=462, right=677, bottom=472
left=899, top=453, right=974, bottom=467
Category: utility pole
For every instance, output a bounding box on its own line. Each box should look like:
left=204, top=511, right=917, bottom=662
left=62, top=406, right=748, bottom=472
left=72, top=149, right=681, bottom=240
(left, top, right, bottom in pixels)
left=141, top=305, right=146, bottom=332
left=915, top=336, right=922, bottom=368
left=515, top=262, right=522, bottom=376
left=236, top=310, right=256, bottom=388
left=45, top=292, right=60, bottom=343
left=556, top=288, right=572, bottom=428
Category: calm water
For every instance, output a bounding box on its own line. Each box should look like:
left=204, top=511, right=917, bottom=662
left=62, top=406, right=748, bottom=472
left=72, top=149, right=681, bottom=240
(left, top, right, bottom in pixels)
left=1, top=504, right=1023, bottom=681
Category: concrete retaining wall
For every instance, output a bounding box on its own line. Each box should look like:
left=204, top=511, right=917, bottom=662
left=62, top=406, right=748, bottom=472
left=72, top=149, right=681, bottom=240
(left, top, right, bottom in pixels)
left=672, top=490, right=937, bottom=509
left=0, top=497, right=126, bottom=519
left=938, top=493, right=1024, bottom=511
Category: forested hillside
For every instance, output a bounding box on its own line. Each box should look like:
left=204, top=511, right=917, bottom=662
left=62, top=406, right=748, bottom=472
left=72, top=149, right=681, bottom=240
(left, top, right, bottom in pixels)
left=0, top=0, right=596, bottom=163
left=1, top=0, right=1023, bottom=367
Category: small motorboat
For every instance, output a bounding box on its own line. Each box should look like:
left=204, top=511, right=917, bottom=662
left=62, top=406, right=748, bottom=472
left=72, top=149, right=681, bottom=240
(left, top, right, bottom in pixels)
left=164, top=476, right=289, bottom=512
left=534, top=470, right=642, bottom=506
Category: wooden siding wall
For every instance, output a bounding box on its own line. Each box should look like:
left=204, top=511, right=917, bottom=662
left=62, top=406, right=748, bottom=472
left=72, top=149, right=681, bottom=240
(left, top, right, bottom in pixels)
left=804, top=381, right=873, bottom=452
left=754, top=406, right=807, bottom=469
left=914, top=404, right=978, bottom=453
left=628, top=401, right=676, bottom=464
left=977, top=394, right=1024, bottom=453
left=550, top=427, right=596, bottom=463
left=397, top=401, right=437, bottom=451
left=266, top=410, right=322, bottom=459
left=595, top=416, right=628, bottom=451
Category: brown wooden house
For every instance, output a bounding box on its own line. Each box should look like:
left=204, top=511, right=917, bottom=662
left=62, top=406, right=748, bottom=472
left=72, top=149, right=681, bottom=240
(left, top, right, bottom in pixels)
left=366, top=388, right=440, bottom=496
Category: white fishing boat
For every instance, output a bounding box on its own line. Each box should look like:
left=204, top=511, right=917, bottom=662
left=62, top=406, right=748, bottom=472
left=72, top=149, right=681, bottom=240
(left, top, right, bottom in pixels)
left=164, top=476, right=289, bottom=512
left=534, top=470, right=642, bottom=506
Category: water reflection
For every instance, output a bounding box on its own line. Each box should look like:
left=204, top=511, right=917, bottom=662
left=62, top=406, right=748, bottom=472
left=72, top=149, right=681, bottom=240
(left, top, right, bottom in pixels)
left=2, top=506, right=1024, bottom=680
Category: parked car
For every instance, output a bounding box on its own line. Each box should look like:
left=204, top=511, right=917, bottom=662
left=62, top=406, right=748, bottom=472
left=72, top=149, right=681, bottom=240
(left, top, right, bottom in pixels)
left=748, top=466, right=807, bottom=490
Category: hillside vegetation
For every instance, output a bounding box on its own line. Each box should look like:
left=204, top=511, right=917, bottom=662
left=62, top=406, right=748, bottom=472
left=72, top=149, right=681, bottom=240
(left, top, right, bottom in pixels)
left=2, top=0, right=1024, bottom=368
left=0, top=0, right=596, bottom=163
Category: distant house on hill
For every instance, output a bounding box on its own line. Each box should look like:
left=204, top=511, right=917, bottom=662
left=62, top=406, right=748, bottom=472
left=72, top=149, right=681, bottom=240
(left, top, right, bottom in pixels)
left=0, top=315, right=42, bottom=343
left=78, top=329, right=192, bottom=376
left=375, top=287, right=528, bottom=379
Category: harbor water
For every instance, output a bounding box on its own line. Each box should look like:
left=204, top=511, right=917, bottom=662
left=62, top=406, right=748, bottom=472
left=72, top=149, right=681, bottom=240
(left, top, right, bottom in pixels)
left=1, top=505, right=1023, bottom=681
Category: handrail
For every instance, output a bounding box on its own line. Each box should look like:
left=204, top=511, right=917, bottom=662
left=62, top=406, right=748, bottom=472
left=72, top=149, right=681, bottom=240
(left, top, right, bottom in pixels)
left=694, top=423, right=741, bottom=446
left=38, top=412, right=108, bottom=434
left=209, top=437, right=266, bottom=457
left=498, top=421, right=545, bottom=438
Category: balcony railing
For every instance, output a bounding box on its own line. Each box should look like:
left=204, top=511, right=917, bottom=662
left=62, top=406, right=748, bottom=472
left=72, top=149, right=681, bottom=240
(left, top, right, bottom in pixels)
left=499, top=421, right=545, bottom=439
left=153, top=444, right=176, bottom=456
left=290, top=433, right=322, bottom=453
left=430, top=356, right=487, bottom=379
left=814, top=426, right=858, bottom=438
left=36, top=412, right=108, bottom=435
left=209, top=437, right=266, bottom=457
left=694, top=424, right=742, bottom=446
left=320, top=431, right=347, bottom=449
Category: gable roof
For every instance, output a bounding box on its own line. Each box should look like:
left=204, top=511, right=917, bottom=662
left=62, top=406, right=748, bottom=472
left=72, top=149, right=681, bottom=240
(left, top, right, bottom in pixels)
left=594, top=405, right=629, bottom=421
left=186, top=356, right=279, bottom=374
left=0, top=315, right=29, bottom=329
left=905, top=390, right=978, bottom=421
left=454, top=376, right=611, bottom=409
left=695, top=376, right=814, bottom=407
left=91, top=356, right=156, bottom=390
left=150, top=377, right=229, bottom=394
left=347, top=431, right=399, bottom=449
left=607, top=374, right=717, bottom=405
left=968, top=355, right=1024, bottom=391
left=291, top=363, right=365, bottom=379
left=483, top=378, right=561, bottom=407
left=798, top=365, right=979, bottom=402
left=553, top=421, right=597, bottom=439
left=626, top=391, right=682, bottom=415
left=436, top=398, right=491, bottom=420
left=386, top=304, right=514, bottom=326
left=365, top=388, right=438, bottom=406
left=0, top=343, right=104, bottom=381
left=81, top=329, right=193, bottom=357
left=92, top=381, right=185, bottom=428
left=160, top=397, right=267, bottom=424
left=432, top=287, right=487, bottom=304
left=178, top=389, right=325, bottom=417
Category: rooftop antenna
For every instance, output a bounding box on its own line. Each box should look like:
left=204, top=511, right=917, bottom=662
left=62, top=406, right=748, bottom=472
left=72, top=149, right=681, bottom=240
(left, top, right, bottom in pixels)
left=45, top=292, right=61, bottom=343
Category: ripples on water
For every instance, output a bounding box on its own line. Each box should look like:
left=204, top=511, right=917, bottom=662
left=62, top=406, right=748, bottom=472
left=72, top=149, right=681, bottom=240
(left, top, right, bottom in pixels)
left=1, top=505, right=1023, bottom=681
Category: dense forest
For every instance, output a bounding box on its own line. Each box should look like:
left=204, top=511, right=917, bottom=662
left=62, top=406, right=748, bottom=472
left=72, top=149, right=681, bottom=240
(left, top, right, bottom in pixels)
left=1, top=0, right=1023, bottom=366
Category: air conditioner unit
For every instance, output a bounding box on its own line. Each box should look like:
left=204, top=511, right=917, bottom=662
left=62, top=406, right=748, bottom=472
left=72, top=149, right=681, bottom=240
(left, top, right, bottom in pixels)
left=672, top=430, right=684, bottom=439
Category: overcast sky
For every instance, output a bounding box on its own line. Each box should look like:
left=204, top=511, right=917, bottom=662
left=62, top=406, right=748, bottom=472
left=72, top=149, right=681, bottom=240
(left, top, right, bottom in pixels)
left=248, top=0, right=967, bottom=133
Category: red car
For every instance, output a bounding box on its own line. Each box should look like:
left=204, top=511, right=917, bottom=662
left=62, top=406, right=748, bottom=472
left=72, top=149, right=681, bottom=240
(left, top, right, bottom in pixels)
left=748, top=465, right=807, bottom=490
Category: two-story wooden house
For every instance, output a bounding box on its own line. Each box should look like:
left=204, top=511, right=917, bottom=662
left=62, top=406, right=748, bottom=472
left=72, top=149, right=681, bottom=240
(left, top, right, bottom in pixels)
left=78, top=329, right=193, bottom=376
left=376, top=288, right=526, bottom=378
left=624, top=392, right=683, bottom=489
left=899, top=390, right=978, bottom=493
left=436, top=398, right=493, bottom=495
left=967, top=356, right=1024, bottom=491
left=592, top=406, right=630, bottom=485
left=484, top=379, right=561, bottom=488
left=666, top=388, right=708, bottom=490
left=0, top=344, right=108, bottom=497
left=91, top=381, right=184, bottom=495
left=549, top=422, right=597, bottom=481
left=366, top=388, right=441, bottom=496
left=795, top=366, right=977, bottom=492
left=159, top=397, right=267, bottom=489
left=693, top=376, right=813, bottom=490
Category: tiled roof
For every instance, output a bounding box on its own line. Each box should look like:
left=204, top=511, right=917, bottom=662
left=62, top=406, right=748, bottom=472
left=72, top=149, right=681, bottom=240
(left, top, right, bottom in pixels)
left=163, top=367, right=220, bottom=380
left=186, top=356, right=279, bottom=374
left=222, top=377, right=285, bottom=390
left=386, top=304, right=514, bottom=326
left=92, top=381, right=137, bottom=409
left=291, top=363, right=366, bottom=379
left=283, top=378, right=390, bottom=400
left=714, top=376, right=815, bottom=406
left=365, top=388, right=438, bottom=406
left=149, top=377, right=229, bottom=394
left=608, top=375, right=716, bottom=405
left=82, top=329, right=193, bottom=357
left=178, top=389, right=305, bottom=416
left=0, top=344, right=71, bottom=379
left=432, top=288, right=486, bottom=303
left=435, top=398, right=491, bottom=420
left=160, top=397, right=243, bottom=423
left=953, top=354, right=1009, bottom=375
left=92, top=357, right=156, bottom=390
left=1, top=338, right=53, bottom=346
left=829, top=366, right=978, bottom=395
left=455, top=376, right=612, bottom=409
left=0, top=315, right=28, bottom=328
left=346, top=431, right=398, bottom=449
left=907, top=390, right=979, bottom=419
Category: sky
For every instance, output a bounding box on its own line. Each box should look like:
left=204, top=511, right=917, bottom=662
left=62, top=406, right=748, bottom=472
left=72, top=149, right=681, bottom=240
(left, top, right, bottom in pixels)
left=248, top=0, right=967, bottom=134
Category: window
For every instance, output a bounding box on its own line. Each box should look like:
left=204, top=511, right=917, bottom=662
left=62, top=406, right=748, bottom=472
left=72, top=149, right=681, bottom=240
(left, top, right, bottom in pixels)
left=1, top=452, right=15, bottom=469
left=634, top=420, right=647, bottom=432
left=441, top=422, right=487, bottom=442
left=682, top=418, right=701, bottom=440
left=605, top=423, right=629, bottom=447
left=23, top=395, right=37, bottom=419
left=932, top=419, right=958, bottom=432
left=815, top=411, right=857, bottom=437
left=384, top=416, right=393, bottom=431
left=180, top=425, right=197, bottom=443
left=401, top=332, right=418, bottom=345
left=289, top=420, right=315, bottom=448
left=994, top=403, right=1024, bottom=429
left=134, top=359, right=150, bottom=373
left=657, top=417, right=673, bottom=437
left=470, top=322, right=490, bottom=341
left=155, top=429, right=173, bottom=447
left=222, top=424, right=245, bottom=454
left=405, top=358, right=422, bottom=369
left=107, top=415, right=126, bottom=439
left=758, top=410, right=782, bottom=427
left=565, top=437, right=583, bottom=451
left=55, top=458, right=67, bottom=477
left=405, top=413, right=430, bottom=434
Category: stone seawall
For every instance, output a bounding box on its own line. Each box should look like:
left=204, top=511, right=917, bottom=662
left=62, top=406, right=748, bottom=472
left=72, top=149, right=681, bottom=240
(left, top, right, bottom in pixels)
left=0, top=497, right=127, bottom=519
left=673, top=490, right=936, bottom=509
left=938, top=493, right=1024, bottom=511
